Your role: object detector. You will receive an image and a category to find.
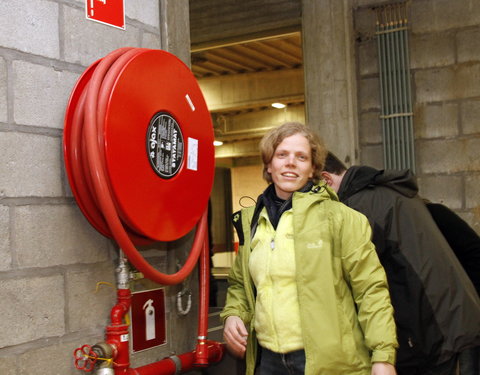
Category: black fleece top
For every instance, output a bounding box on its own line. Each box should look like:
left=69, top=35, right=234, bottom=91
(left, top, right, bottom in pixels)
left=253, top=181, right=314, bottom=231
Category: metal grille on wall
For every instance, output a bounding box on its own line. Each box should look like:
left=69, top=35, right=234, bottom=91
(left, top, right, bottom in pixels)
left=376, top=3, right=415, bottom=172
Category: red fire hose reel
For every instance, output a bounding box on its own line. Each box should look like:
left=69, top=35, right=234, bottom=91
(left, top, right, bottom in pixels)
left=66, top=48, right=224, bottom=374
left=63, top=48, right=215, bottom=284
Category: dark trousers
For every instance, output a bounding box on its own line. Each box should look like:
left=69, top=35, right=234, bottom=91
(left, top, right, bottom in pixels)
left=397, top=355, right=458, bottom=375
left=459, top=346, right=480, bottom=375
left=258, top=347, right=306, bottom=375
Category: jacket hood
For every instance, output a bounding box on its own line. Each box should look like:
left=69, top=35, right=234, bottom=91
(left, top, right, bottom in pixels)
left=338, top=166, right=418, bottom=201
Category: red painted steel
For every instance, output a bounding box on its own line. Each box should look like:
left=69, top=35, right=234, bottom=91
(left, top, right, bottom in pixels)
left=126, top=341, right=224, bottom=375
left=73, top=344, right=98, bottom=372
left=64, top=47, right=214, bottom=243
left=194, top=233, right=211, bottom=366
left=103, top=51, right=214, bottom=241
left=86, top=0, right=125, bottom=29
left=104, top=289, right=132, bottom=373
left=111, top=289, right=132, bottom=326
left=66, top=48, right=224, bottom=373
left=72, top=244, right=225, bottom=374
left=104, top=245, right=223, bottom=374
left=64, top=48, right=214, bottom=284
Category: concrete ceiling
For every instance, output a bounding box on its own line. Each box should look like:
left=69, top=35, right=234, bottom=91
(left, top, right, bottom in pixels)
left=191, top=32, right=303, bottom=79
left=191, top=32, right=305, bottom=142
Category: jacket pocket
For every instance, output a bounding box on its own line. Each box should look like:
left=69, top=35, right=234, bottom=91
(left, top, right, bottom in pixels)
left=336, top=298, right=370, bottom=369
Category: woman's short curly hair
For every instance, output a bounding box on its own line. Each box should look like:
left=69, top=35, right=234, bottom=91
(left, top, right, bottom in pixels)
left=259, top=122, right=327, bottom=184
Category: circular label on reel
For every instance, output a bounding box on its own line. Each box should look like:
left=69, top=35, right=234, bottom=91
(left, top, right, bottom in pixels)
left=146, top=112, right=184, bottom=179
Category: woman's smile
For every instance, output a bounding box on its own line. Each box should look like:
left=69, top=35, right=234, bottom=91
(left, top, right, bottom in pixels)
left=267, top=133, right=314, bottom=200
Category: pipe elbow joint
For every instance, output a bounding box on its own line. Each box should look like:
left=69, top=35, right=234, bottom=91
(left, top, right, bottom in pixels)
left=194, top=339, right=209, bottom=367
left=110, top=303, right=129, bottom=325
left=110, top=289, right=131, bottom=325
left=206, top=340, right=225, bottom=364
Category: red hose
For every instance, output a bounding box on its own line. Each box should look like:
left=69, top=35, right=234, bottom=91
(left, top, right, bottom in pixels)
left=74, top=48, right=206, bottom=285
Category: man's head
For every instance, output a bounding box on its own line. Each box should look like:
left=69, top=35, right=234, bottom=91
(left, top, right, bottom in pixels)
left=321, top=152, right=347, bottom=193
left=259, top=122, right=327, bottom=185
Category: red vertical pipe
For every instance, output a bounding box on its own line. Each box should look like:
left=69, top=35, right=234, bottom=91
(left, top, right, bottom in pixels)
left=194, top=228, right=210, bottom=366
left=111, top=288, right=131, bottom=325
left=105, top=289, right=132, bottom=374
left=107, top=324, right=130, bottom=374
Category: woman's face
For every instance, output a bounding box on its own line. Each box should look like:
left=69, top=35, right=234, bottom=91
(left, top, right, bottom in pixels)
left=267, top=133, right=314, bottom=200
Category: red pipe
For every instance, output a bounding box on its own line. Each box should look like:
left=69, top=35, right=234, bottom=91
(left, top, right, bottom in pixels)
left=194, top=232, right=210, bottom=366
left=111, top=289, right=131, bottom=326
left=101, top=233, right=224, bottom=375
left=102, top=289, right=132, bottom=373
left=127, top=341, right=224, bottom=375
left=106, top=324, right=131, bottom=373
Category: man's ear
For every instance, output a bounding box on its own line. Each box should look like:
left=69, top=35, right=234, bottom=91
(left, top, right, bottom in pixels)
left=321, top=171, right=334, bottom=186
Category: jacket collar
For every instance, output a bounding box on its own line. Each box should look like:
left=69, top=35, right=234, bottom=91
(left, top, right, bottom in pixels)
left=250, top=181, right=334, bottom=237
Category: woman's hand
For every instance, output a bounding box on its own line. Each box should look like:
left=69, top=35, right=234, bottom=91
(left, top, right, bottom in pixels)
left=371, top=362, right=397, bottom=375
left=223, top=316, right=248, bottom=358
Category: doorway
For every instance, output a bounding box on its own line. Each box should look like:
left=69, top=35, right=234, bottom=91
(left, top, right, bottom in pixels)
left=189, top=0, right=305, bottom=307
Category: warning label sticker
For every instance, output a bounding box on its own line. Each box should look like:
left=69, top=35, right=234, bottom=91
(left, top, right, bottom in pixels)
left=187, top=137, right=198, bottom=171
left=146, top=113, right=184, bottom=179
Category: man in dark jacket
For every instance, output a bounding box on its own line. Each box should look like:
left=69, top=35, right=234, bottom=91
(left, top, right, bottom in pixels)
left=322, top=153, right=480, bottom=375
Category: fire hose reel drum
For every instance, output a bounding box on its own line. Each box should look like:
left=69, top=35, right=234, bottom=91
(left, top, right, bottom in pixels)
left=64, top=48, right=214, bottom=244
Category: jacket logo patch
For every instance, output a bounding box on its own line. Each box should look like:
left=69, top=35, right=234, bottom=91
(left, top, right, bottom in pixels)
left=307, top=240, right=323, bottom=249
left=232, top=210, right=244, bottom=246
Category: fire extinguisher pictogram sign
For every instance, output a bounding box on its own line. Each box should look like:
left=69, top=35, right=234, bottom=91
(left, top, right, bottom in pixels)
left=131, top=288, right=166, bottom=352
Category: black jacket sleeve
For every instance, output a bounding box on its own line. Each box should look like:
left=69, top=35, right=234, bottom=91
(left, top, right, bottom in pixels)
left=426, top=203, right=480, bottom=295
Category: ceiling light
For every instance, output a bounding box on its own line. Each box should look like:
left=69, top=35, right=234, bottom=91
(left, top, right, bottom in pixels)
left=213, top=140, right=223, bottom=146
left=271, top=102, right=286, bottom=109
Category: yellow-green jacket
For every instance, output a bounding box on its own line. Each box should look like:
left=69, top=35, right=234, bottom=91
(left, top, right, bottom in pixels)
left=221, top=184, right=398, bottom=375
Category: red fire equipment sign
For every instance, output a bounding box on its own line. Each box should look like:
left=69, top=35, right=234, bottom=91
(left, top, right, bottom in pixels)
left=86, top=0, right=125, bottom=30
left=131, top=288, right=166, bottom=352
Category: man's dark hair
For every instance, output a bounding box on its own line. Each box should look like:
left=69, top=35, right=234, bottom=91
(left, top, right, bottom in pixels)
left=324, top=152, right=347, bottom=174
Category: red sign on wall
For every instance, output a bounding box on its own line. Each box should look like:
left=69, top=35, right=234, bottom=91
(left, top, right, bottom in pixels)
left=85, top=0, right=125, bottom=30
left=130, top=288, right=166, bottom=353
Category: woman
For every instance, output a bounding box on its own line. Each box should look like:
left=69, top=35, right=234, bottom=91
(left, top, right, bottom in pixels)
left=221, top=122, right=398, bottom=375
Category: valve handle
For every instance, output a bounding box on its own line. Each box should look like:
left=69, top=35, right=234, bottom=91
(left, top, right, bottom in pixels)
left=73, top=344, right=98, bottom=372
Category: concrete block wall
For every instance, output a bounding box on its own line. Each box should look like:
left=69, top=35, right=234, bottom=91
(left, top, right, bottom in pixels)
left=0, top=1, right=201, bottom=374
left=354, top=0, right=480, bottom=232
